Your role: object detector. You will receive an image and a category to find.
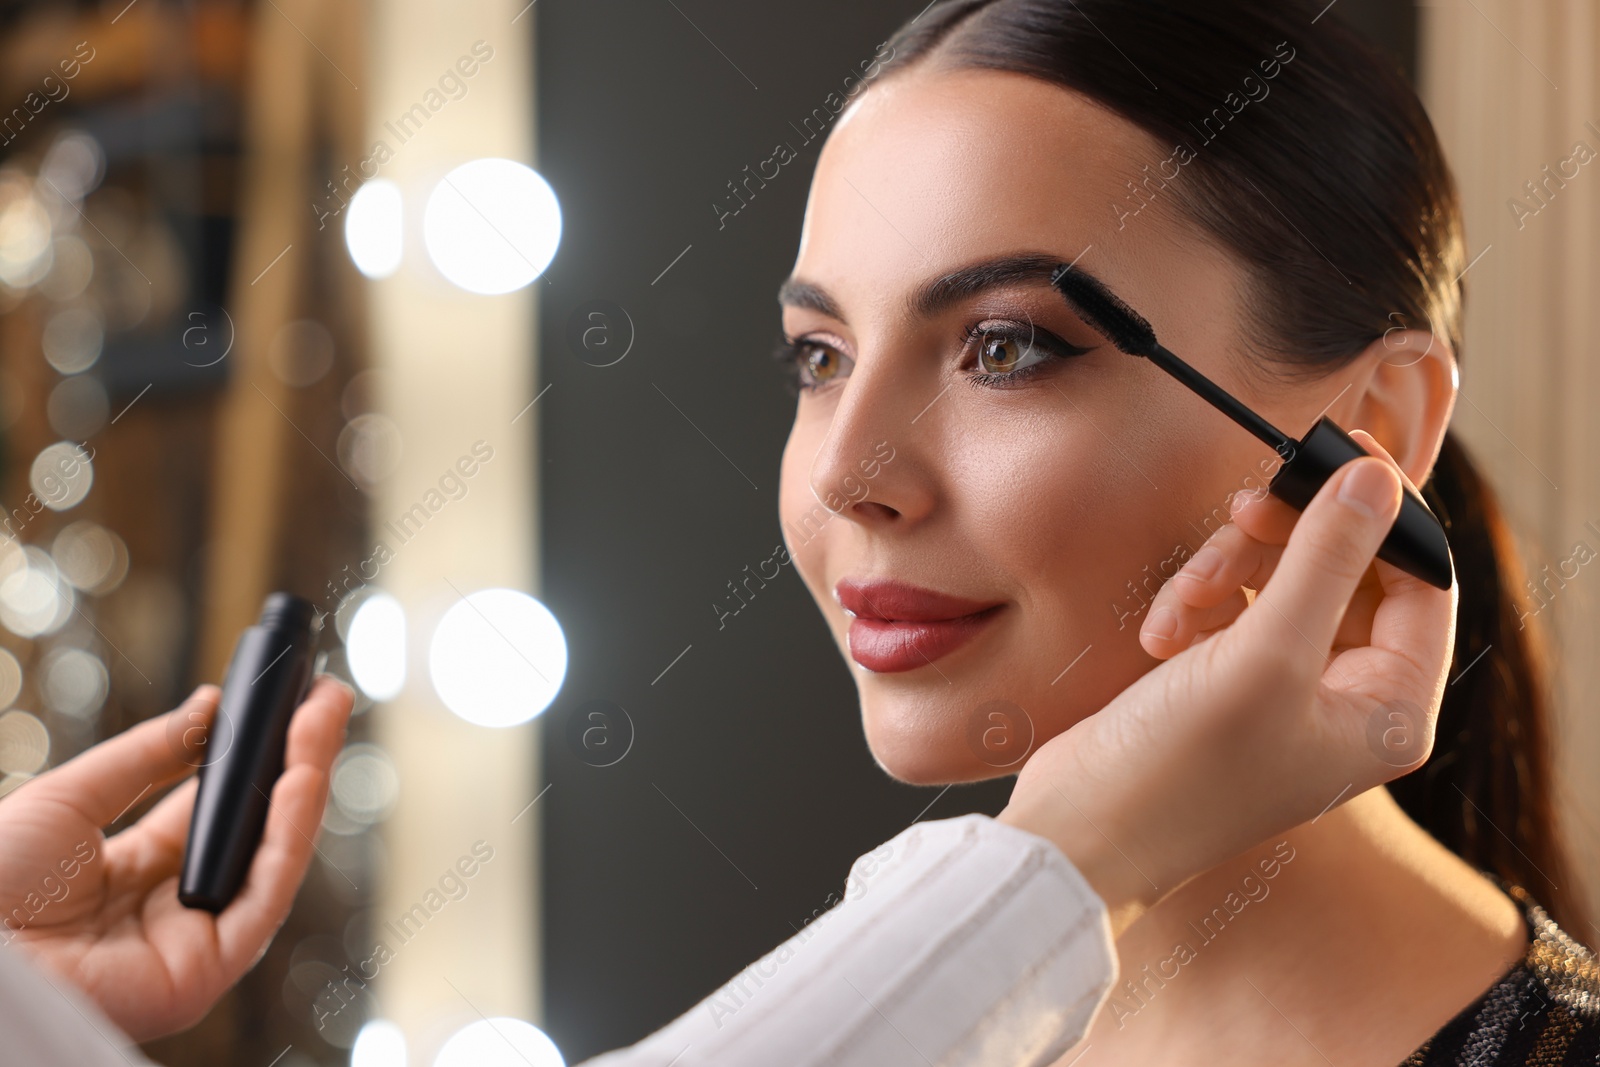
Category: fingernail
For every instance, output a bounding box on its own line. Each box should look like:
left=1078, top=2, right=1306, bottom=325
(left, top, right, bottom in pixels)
left=1230, top=487, right=1263, bottom=516
left=1338, top=459, right=1397, bottom=518
left=1182, top=546, right=1223, bottom=583
left=1143, top=607, right=1178, bottom=641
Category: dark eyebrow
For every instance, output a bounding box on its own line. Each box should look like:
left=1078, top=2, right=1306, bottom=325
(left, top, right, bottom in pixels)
left=776, top=251, right=1092, bottom=323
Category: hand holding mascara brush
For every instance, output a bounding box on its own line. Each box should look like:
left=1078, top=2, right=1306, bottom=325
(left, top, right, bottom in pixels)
left=1050, top=262, right=1454, bottom=591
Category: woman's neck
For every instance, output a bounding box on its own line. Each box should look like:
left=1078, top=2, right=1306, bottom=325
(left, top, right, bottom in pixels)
left=1074, top=786, right=1528, bottom=1065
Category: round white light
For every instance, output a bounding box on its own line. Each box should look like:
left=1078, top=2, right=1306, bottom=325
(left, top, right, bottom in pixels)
left=0, top=547, right=74, bottom=638
left=351, top=1018, right=407, bottom=1067
left=330, top=742, right=399, bottom=825
left=345, top=180, right=403, bottom=279
left=30, top=441, right=93, bottom=511
left=347, top=592, right=406, bottom=701
left=428, top=589, right=566, bottom=727
left=0, top=710, right=49, bottom=775
left=433, top=1018, right=563, bottom=1067
left=423, top=159, right=561, bottom=294
left=41, top=647, right=107, bottom=719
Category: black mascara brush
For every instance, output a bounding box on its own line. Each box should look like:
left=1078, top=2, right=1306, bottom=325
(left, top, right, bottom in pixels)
left=1051, top=262, right=1453, bottom=590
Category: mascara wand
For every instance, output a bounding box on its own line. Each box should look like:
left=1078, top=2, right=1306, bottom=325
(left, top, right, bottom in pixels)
left=1051, top=262, right=1453, bottom=590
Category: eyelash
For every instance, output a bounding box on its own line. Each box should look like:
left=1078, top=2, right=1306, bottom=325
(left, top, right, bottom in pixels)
left=771, top=320, right=1092, bottom=395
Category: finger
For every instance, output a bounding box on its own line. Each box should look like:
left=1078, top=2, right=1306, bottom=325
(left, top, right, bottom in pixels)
left=1346, top=429, right=1422, bottom=497
left=1228, top=432, right=1423, bottom=549
left=1246, top=457, right=1404, bottom=656
left=215, top=676, right=353, bottom=974
left=1141, top=519, right=1280, bottom=657
left=1141, top=530, right=1247, bottom=651
left=1226, top=484, right=1302, bottom=547
left=1337, top=430, right=1456, bottom=633
left=117, top=777, right=201, bottom=866
left=19, top=686, right=219, bottom=828
left=97, top=777, right=200, bottom=906
left=1173, top=526, right=1283, bottom=604
left=1337, top=433, right=1459, bottom=685
left=1142, top=585, right=1250, bottom=658
left=1213, top=434, right=1413, bottom=661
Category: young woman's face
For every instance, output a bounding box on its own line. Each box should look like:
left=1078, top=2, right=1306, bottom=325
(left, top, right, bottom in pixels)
left=777, top=66, right=1355, bottom=784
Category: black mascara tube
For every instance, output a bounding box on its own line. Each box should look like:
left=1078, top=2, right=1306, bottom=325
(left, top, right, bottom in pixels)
left=179, top=592, right=320, bottom=912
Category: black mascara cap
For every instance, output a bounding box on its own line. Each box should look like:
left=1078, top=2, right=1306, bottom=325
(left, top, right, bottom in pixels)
left=258, top=591, right=315, bottom=632
left=1269, top=416, right=1454, bottom=590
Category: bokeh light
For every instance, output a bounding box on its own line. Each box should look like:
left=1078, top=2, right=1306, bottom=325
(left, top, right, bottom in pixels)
left=41, top=305, right=105, bottom=374
left=40, top=646, right=108, bottom=720
left=0, top=173, right=54, bottom=289
left=345, top=179, right=403, bottom=280
left=433, top=1018, right=563, bottom=1067
left=51, top=520, right=130, bottom=594
left=47, top=375, right=109, bottom=438
left=0, top=710, right=50, bottom=775
left=427, top=589, right=567, bottom=727
left=38, top=130, right=105, bottom=205
left=0, top=544, right=76, bottom=637
left=330, top=742, right=400, bottom=827
left=351, top=1019, right=407, bottom=1067
left=338, top=412, right=404, bottom=488
left=39, top=235, right=93, bottom=302
left=422, top=159, right=561, bottom=295
left=268, top=318, right=336, bottom=387
left=347, top=592, right=406, bottom=700
left=0, top=648, right=20, bottom=710
left=30, top=441, right=94, bottom=511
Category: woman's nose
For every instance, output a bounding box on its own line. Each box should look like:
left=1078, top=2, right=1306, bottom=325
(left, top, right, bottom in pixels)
left=805, top=354, right=933, bottom=527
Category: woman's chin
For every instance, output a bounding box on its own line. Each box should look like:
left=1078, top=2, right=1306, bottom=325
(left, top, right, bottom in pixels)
left=862, top=715, right=1008, bottom=786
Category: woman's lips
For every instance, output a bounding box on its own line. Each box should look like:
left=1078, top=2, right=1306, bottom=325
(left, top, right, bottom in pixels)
left=835, top=578, right=1006, bottom=673
left=846, top=605, right=1005, bottom=673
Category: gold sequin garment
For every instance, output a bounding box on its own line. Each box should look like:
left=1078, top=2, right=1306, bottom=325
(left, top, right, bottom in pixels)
left=1401, top=883, right=1600, bottom=1065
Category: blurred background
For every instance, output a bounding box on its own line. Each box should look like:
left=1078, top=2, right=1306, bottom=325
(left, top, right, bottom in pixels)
left=0, top=1, right=1593, bottom=1065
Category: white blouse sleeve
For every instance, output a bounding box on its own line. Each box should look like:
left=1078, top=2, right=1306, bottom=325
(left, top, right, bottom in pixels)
left=0, top=940, right=160, bottom=1066
left=578, top=812, right=1118, bottom=1067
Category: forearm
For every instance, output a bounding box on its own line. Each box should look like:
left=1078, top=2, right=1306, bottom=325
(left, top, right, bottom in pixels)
left=578, top=813, right=1118, bottom=1067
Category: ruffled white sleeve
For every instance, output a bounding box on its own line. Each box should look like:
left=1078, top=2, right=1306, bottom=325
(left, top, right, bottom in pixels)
left=578, top=812, right=1118, bottom=1067
left=0, top=940, right=160, bottom=1066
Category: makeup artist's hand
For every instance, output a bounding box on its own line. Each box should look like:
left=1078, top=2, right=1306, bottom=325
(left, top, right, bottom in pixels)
left=0, top=676, right=353, bottom=1040
left=1000, top=432, right=1456, bottom=934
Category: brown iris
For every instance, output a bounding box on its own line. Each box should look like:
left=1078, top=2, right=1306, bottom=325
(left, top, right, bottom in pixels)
left=806, top=344, right=843, bottom=383
left=977, top=333, right=1031, bottom=374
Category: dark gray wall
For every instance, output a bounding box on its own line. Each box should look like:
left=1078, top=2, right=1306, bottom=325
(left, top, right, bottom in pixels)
left=533, top=4, right=993, bottom=1060
left=535, top=2, right=1416, bottom=1061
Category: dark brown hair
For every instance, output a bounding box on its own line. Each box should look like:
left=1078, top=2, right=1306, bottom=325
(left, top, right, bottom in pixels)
left=878, top=0, right=1582, bottom=932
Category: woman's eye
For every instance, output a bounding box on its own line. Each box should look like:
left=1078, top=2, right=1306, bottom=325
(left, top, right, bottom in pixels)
left=772, top=321, right=1087, bottom=395
left=771, top=336, right=855, bottom=393
left=803, top=343, right=851, bottom=386
left=975, top=331, right=1047, bottom=376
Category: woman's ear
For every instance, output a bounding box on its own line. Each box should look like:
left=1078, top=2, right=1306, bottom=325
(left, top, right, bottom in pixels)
left=1338, top=326, right=1458, bottom=486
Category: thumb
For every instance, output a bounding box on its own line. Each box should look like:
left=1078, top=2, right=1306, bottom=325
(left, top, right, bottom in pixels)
left=20, top=686, right=220, bottom=829
left=1248, top=456, right=1403, bottom=655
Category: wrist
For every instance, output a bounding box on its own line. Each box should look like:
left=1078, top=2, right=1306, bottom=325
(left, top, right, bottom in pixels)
left=996, top=796, right=1161, bottom=938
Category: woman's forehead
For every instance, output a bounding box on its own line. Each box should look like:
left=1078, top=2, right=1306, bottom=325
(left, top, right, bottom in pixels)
left=812, top=71, right=1152, bottom=233
left=789, top=66, right=1240, bottom=343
